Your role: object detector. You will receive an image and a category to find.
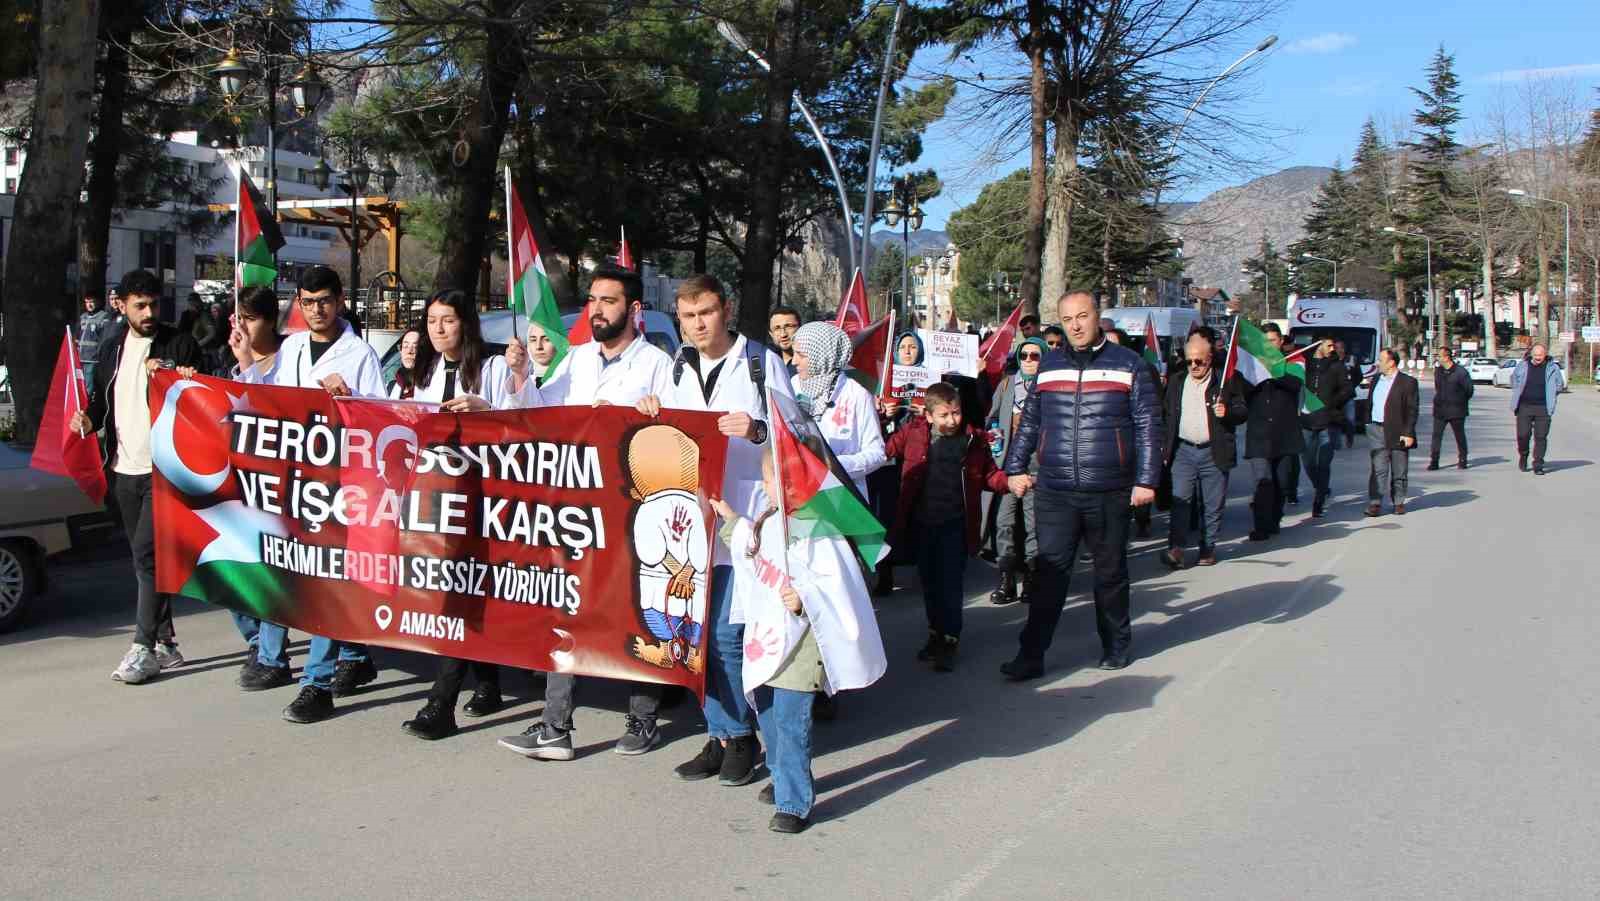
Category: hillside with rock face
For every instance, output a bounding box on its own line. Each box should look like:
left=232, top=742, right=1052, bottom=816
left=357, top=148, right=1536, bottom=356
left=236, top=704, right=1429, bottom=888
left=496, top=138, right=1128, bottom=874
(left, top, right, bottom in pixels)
left=1168, top=166, right=1333, bottom=293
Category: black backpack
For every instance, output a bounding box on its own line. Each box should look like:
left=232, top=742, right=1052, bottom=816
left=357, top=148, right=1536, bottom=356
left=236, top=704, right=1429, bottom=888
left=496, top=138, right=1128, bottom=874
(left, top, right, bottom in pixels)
left=672, top=333, right=769, bottom=417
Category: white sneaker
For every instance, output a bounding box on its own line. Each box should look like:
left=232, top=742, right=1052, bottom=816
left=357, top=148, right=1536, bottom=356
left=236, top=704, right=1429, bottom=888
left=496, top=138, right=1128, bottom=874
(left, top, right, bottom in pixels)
left=111, top=644, right=160, bottom=684
left=153, top=641, right=185, bottom=670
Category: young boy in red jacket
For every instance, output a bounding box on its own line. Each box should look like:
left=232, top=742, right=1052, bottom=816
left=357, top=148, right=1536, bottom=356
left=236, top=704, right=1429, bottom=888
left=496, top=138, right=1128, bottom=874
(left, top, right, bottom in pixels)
left=884, top=381, right=1009, bottom=672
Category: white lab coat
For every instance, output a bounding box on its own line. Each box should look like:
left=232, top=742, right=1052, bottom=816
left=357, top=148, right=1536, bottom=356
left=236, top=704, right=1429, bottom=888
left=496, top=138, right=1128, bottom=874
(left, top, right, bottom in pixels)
left=729, top=514, right=887, bottom=701
left=812, top=376, right=886, bottom=496
left=657, top=335, right=795, bottom=567
left=632, top=489, right=710, bottom=621
left=238, top=320, right=385, bottom=398
left=401, top=354, right=512, bottom=407
left=528, top=334, right=673, bottom=408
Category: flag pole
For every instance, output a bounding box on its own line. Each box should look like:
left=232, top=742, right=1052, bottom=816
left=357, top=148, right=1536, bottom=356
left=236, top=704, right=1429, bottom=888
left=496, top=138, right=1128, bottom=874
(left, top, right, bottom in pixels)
left=233, top=172, right=241, bottom=324
left=504, top=165, right=520, bottom=343
left=766, top=388, right=791, bottom=578
left=1223, top=316, right=1240, bottom=380
left=882, top=309, right=897, bottom=400
left=64, top=326, right=85, bottom=438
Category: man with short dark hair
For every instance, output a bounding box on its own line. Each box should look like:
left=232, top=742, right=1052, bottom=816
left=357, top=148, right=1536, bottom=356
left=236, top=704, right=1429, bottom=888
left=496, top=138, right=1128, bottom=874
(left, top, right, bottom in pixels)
left=1510, top=343, right=1564, bottom=475
left=72, top=270, right=205, bottom=684
left=1018, top=314, right=1040, bottom=339
left=1243, top=322, right=1305, bottom=540
left=1042, top=325, right=1065, bottom=351
left=1364, top=348, right=1419, bottom=516
left=1300, top=337, right=1353, bottom=518
left=238, top=266, right=387, bottom=722
left=768, top=305, right=801, bottom=375
left=635, top=275, right=796, bottom=788
left=1000, top=291, right=1159, bottom=680
left=1428, top=346, right=1473, bottom=470
left=493, top=264, right=676, bottom=757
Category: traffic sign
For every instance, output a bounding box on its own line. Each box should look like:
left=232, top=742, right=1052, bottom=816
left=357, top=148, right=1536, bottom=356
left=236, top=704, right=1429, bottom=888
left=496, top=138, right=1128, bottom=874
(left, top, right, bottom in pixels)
left=1582, top=326, right=1600, bottom=343
left=1558, top=331, right=1575, bottom=343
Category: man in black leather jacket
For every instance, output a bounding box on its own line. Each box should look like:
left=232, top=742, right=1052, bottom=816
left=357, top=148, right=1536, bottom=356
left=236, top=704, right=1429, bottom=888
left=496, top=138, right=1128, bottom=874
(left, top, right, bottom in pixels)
left=999, top=291, right=1160, bottom=680
left=1244, top=323, right=1305, bottom=540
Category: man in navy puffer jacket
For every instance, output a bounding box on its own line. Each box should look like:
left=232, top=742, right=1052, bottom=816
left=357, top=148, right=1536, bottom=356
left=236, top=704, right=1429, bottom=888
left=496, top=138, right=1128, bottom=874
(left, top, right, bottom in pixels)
left=1000, top=291, right=1160, bottom=680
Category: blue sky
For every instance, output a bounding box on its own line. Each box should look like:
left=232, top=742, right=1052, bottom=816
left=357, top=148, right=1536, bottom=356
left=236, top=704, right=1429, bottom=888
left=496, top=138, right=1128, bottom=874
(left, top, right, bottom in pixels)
left=907, top=0, right=1600, bottom=230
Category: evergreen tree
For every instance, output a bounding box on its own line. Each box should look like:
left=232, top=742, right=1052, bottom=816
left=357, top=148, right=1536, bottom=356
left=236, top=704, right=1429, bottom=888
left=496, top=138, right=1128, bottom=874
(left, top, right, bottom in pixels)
left=1400, top=46, right=1475, bottom=314
left=1288, top=164, right=1359, bottom=290
left=1240, top=233, right=1290, bottom=321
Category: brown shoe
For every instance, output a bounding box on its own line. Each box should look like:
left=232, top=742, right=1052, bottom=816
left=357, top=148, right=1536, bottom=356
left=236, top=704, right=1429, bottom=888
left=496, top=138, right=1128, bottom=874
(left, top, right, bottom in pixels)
left=1159, top=548, right=1185, bottom=570
left=1395, top=504, right=1406, bottom=515
left=1363, top=503, right=1382, bottom=517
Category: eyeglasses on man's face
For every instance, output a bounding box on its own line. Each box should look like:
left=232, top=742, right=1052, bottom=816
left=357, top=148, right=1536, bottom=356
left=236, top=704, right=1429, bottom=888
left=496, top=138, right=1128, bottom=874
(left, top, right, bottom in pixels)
left=1187, top=359, right=1209, bottom=368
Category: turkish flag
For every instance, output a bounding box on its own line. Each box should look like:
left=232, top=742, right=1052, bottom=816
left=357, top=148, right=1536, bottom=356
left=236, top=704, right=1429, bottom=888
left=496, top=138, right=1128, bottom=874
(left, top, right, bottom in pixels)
left=567, top=301, right=593, bottom=346
left=834, top=269, right=870, bottom=337
left=30, top=330, right=107, bottom=504
left=282, top=300, right=308, bottom=334
left=978, top=302, right=1026, bottom=387
left=618, top=226, right=635, bottom=271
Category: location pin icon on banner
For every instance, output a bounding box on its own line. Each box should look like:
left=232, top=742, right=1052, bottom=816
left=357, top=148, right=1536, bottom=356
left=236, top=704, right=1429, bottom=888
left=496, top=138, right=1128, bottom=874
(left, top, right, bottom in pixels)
left=375, top=605, right=393, bottom=630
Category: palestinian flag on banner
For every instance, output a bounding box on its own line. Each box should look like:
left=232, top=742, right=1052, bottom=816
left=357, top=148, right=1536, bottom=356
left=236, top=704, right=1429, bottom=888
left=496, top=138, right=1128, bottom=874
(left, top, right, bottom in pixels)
left=1222, top=318, right=1322, bottom=413
left=768, top=388, right=889, bottom=570
left=236, top=168, right=284, bottom=290
left=505, top=167, right=568, bottom=380
left=846, top=310, right=894, bottom=398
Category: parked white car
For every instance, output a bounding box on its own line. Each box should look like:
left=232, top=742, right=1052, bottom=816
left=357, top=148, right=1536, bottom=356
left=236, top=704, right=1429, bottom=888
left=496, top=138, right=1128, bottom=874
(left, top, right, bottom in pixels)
left=1491, top=358, right=1518, bottom=388
left=1466, top=357, right=1501, bottom=383
left=0, top=442, right=115, bottom=631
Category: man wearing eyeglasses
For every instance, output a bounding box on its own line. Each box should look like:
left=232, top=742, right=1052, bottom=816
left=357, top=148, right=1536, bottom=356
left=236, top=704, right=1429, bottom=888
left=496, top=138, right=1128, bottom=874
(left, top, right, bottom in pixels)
left=1159, top=330, right=1247, bottom=567
left=237, top=266, right=387, bottom=724
left=768, top=306, right=801, bottom=376
left=1042, top=325, right=1065, bottom=351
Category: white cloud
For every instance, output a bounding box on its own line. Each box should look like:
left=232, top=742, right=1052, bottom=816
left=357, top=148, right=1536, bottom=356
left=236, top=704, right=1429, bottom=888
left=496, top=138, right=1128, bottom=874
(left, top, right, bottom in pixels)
left=1322, top=76, right=1382, bottom=98
left=1284, top=32, right=1358, bottom=55
left=1482, top=62, right=1600, bottom=83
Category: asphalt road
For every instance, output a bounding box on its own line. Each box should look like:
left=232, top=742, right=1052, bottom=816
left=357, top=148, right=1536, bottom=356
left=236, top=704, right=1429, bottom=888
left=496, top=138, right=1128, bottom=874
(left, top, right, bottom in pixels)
left=2, top=381, right=1596, bottom=900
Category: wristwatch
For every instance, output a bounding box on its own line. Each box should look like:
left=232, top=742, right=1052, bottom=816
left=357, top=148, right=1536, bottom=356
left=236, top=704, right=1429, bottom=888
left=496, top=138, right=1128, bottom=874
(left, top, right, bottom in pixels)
left=751, top=421, right=769, bottom=444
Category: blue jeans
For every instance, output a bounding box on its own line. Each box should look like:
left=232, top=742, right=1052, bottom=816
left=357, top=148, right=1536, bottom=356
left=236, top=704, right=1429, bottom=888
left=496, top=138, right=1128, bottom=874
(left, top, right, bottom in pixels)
left=916, top=518, right=968, bottom=638
left=300, top=637, right=370, bottom=690
left=702, top=565, right=754, bottom=739
left=1168, top=443, right=1227, bottom=553
left=230, top=612, right=290, bottom=669
left=754, top=684, right=815, bottom=818
left=1301, top=428, right=1336, bottom=498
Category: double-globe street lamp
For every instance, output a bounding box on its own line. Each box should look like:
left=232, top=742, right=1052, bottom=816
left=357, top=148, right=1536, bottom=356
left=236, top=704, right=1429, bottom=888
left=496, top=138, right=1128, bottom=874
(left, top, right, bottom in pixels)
left=987, top=272, right=1017, bottom=325
left=310, top=144, right=399, bottom=308
left=879, top=179, right=924, bottom=324
left=1384, top=226, right=1435, bottom=351
left=213, top=32, right=329, bottom=270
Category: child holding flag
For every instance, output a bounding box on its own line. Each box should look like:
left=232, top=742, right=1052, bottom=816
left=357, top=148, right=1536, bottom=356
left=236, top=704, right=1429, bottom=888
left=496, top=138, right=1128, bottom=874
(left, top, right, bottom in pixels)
left=710, top=447, right=886, bottom=834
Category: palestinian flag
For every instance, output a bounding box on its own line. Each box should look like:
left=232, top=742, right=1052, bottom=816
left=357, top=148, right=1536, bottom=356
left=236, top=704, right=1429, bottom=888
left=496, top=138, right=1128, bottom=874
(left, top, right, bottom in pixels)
left=769, top=389, right=889, bottom=570
left=1143, top=313, right=1166, bottom=376
left=846, top=310, right=894, bottom=398
left=235, top=168, right=284, bottom=290
left=505, top=167, right=568, bottom=380
left=1222, top=319, right=1323, bottom=413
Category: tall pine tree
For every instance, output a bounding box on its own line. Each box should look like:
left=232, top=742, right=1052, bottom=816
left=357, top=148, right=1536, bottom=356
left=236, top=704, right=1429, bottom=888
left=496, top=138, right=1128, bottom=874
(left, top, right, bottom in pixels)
left=1401, top=46, right=1475, bottom=341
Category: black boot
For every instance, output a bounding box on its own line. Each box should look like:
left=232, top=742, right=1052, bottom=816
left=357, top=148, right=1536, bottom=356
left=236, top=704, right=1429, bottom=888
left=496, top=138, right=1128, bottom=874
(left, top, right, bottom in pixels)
left=1018, top=564, right=1038, bottom=605
left=989, top=568, right=1017, bottom=605
left=402, top=698, right=458, bottom=740
left=462, top=683, right=503, bottom=718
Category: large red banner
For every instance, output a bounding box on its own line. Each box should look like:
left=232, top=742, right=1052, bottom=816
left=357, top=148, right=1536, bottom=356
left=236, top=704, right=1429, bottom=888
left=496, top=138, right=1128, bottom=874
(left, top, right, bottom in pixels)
left=148, top=371, right=729, bottom=695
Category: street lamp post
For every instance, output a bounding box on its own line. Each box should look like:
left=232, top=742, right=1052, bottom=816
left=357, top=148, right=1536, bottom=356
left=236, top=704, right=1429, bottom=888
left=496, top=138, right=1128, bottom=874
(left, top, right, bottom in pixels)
left=1242, top=264, right=1278, bottom=320
left=214, top=31, right=328, bottom=273
left=1507, top=189, right=1571, bottom=350
left=1299, top=252, right=1339, bottom=291
left=1385, top=227, right=1434, bottom=351
left=313, top=143, right=398, bottom=310
left=717, top=20, right=856, bottom=276
left=880, top=179, right=923, bottom=324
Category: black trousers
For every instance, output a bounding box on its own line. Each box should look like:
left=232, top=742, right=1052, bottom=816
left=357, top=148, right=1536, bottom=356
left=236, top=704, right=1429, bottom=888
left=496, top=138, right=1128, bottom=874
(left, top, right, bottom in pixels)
left=1516, top=408, right=1551, bottom=467
left=1248, top=455, right=1294, bottom=535
left=427, top=657, right=500, bottom=705
left=1019, top=486, right=1132, bottom=661
left=114, top=472, right=175, bottom=649
left=1430, top=417, right=1468, bottom=465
